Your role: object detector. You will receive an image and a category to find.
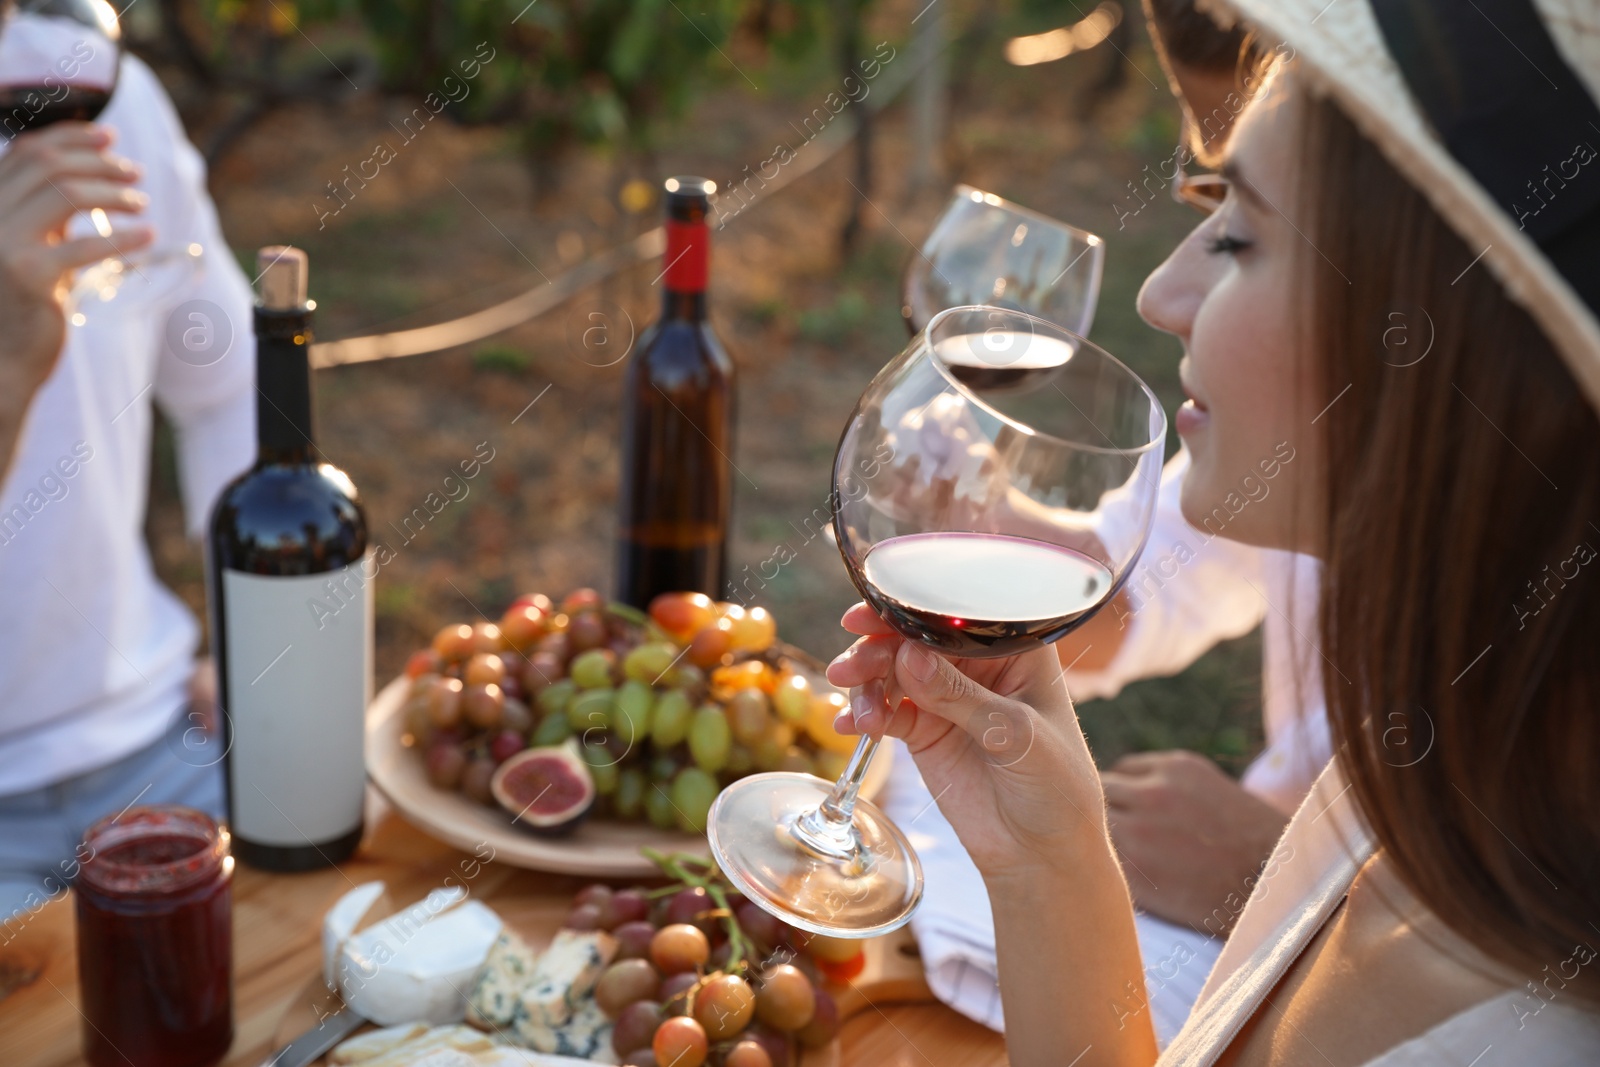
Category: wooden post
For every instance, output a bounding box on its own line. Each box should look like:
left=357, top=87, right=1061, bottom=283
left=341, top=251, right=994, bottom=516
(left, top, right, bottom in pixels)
left=910, top=1, right=946, bottom=189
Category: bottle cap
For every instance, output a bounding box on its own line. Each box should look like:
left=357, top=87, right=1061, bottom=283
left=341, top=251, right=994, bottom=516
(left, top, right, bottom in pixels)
left=257, top=246, right=309, bottom=310
left=663, top=177, right=716, bottom=223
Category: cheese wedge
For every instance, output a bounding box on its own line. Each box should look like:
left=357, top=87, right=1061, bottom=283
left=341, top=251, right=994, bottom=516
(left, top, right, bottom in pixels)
left=514, top=930, right=618, bottom=1031
left=338, top=899, right=503, bottom=1025
left=323, top=882, right=387, bottom=991
left=348, top=1025, right=493, bottom=1067
left=328, top=1021, right=429, bottom=1063
left=513, top=995, right=617, bottom=1062
left=466, top=928, right=540, bottom=1030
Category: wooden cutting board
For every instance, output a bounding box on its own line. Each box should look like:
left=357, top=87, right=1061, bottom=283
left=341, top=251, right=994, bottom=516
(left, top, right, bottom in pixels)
left=271, top=893, right=933, bottom=1066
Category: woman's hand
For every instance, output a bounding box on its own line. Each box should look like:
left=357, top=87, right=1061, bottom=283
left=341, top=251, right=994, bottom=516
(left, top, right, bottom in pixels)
left=826, top=603, right=1109, bottom=885
left=0, top=123, right=151, bottom=401
left=829, top=605, right=1160, bottom=1065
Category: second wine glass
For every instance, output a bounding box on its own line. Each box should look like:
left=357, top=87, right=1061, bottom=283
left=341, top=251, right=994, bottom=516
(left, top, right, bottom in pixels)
left=902, top=185, right=1105, bottom=336
left=708, top=306, right=1165, bottom=938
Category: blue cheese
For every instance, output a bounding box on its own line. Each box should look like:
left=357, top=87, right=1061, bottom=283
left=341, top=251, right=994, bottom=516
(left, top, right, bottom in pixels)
left=467, top=929, right=540, bottom=1030
left=512, top=996, right=617, bottom=1063
left=514, top=930, right=617, bottom=1030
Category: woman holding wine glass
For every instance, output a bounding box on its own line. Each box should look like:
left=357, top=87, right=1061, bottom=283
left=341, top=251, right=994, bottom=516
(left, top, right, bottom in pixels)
left=826, top=1, right=1600, bottom=1063
left=0, top=0, right=258, bottom=920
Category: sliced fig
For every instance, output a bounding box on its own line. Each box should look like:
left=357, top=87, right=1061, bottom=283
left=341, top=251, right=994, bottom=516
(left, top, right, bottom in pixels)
left=490, top=738, right=596, bottom=836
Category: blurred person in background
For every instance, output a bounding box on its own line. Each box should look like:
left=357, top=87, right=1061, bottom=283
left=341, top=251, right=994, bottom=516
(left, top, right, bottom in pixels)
left=0, top=15, right=255, bottom=921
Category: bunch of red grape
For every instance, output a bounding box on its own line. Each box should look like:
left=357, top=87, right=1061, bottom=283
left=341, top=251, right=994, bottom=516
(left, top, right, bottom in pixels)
left=401, top=588, right=857, bottom=833
left=570, top=881, right=863, bottom=1067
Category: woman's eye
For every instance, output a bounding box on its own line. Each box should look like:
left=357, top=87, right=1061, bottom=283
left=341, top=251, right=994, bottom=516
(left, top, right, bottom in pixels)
left=1205, top=233, right=1252, bottom=255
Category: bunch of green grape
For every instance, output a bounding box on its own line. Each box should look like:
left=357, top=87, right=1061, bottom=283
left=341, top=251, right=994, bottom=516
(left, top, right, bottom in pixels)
left=402, top=589, right=859, bottom=834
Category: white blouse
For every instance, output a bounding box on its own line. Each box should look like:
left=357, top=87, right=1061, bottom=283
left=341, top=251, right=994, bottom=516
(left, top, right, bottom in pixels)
left=1158, top=766, right=1600, bottom=1065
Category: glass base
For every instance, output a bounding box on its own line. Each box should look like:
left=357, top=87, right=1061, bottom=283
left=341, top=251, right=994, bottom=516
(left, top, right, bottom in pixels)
left=707, top=771, right=923, bottom=938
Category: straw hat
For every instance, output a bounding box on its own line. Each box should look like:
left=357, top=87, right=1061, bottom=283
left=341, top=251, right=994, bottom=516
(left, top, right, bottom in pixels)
left=1195, top=0, right=1600, bottom=412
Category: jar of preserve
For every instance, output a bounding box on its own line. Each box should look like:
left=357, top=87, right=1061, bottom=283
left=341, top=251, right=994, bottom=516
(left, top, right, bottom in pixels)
left=75, top=805, right=234, bottom=1067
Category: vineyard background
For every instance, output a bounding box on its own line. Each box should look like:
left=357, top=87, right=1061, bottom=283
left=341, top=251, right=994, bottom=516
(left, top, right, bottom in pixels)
left=133, top=0, right=1266, bottom=771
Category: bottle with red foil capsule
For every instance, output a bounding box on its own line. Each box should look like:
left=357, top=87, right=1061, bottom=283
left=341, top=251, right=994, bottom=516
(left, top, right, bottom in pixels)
left=74, top=806, right=233, bottom=1067
left=616, top=176, right=735, bottom=607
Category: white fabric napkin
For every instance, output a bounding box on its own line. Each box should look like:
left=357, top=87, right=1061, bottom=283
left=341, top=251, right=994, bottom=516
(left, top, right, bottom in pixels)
left=877, top=738, right=1224, bottom=1047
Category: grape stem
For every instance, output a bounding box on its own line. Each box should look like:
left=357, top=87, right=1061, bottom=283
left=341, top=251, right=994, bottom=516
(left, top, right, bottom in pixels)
left=641, top=848, right=754, bottom=974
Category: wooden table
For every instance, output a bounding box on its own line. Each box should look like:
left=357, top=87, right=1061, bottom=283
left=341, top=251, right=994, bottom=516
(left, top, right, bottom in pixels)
left=0, top=802, right=1008, bottom=1067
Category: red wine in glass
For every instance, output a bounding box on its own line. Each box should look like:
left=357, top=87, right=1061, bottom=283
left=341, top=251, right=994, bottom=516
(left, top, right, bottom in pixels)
left=931, top=328, right=1077, bottom=393
left=0, top=83, right=111, bottom=133
left=860, top=531, right=1114, bottom=656
left=707, top=307, right=1164, bottom=940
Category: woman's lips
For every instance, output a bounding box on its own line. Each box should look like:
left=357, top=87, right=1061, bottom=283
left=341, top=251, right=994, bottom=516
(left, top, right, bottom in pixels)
left=1175, top=399, right=1210, bottom=436
left=1176, top=372, right=1210, bottom=436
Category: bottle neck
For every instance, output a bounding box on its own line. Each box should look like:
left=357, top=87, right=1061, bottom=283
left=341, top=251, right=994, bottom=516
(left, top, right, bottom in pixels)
left=661, top=289, right=707, bottom=321
left=660, top=218, right=708, bottom=322
left=255, top=306, right=316, bottom=465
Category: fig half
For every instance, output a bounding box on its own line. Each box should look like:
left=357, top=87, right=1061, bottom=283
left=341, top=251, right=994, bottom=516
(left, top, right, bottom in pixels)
left=491, top=738, right=597, bottom=836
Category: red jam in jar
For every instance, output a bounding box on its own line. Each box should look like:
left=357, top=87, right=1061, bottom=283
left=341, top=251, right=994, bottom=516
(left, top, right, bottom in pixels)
left=75, top=805, right=234, bottom=1067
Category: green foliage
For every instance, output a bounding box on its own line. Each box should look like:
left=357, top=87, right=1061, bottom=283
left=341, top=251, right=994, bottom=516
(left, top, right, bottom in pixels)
left=472, top=344, right=531, bottom=373
left=177, top=0, right=858, bottom=185
left=796, top=290, right=867, bottom=344
left=352, top=0, right=750, bottom=156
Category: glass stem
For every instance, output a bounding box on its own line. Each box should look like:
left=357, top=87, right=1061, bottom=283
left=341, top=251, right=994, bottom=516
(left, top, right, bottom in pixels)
left=791, top=733, right=879, bottom=861
left=820, top=734, right=879, bottom=826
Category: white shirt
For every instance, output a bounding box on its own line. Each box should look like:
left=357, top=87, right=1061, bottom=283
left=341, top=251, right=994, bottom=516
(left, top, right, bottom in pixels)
left=1161, top=764, right=1600, bottom=1064
left=0, top=48, right=256, bottom=795
left=1069, top=450, right=1332, bottom=813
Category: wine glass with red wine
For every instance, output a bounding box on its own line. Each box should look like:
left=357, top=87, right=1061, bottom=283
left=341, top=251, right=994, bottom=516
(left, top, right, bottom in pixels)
left=0, top=1, right=197, bottom=315
left=708, top=305, right=1165, bottom=936
left=0, top=0, right=119, bottom=133
left=902, top=185, right=1105, bottom=337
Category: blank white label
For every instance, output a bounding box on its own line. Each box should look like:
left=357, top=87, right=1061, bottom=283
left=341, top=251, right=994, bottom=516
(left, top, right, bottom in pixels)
left=222, top=559, right=372, bottom=846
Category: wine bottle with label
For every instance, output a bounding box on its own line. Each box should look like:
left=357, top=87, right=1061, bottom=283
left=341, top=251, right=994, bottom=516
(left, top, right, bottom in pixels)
left=207, top=246, right=372, bottom=871
left=616, top=176, right=736, bottom=608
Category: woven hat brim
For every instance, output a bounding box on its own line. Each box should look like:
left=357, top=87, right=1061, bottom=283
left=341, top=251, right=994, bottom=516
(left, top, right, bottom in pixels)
left=1195, top=0, right=1600, bottom=414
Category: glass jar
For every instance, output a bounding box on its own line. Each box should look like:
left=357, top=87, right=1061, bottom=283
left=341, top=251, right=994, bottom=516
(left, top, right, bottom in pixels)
left=75, top=805, right=234, bottom=1067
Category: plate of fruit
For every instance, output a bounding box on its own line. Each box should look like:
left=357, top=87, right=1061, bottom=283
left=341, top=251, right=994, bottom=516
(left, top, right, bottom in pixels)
left=274, top=852, right=934, bottom=1067
left=369, top=589, right=888, bottom=877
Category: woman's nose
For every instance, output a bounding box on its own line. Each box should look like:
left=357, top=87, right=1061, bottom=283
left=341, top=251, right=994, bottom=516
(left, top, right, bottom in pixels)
left=1137, top=229, right=1210, bottom=341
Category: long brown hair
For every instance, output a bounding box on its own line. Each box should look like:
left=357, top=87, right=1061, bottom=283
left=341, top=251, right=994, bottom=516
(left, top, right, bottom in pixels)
left=1301, top=89, right=1600, bottom=1001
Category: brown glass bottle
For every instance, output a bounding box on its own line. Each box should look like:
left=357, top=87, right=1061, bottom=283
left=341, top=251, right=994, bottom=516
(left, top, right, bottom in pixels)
left=616, top=177, right=735, bottom=608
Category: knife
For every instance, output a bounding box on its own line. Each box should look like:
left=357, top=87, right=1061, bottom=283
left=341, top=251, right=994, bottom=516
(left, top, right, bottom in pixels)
left=259, top=1006, right=368, bottom=1067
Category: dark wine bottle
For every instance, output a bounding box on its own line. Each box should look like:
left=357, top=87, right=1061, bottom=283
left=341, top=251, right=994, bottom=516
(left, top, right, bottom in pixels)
left=207, top=247, right=371, bottom=871
left=616, top=177, right=735, bottom=608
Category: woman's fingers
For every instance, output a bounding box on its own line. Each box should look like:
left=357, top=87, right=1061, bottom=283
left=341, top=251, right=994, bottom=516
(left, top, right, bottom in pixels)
left=839, top=602, right=895, bottom=636
left=826, top=633, right=900, bottom=688
left=890, top=641, right=1031, bottom=755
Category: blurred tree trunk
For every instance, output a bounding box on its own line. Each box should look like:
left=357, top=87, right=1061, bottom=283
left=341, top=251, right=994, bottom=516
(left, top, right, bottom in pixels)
left=835, top=0, right=872, bottom=255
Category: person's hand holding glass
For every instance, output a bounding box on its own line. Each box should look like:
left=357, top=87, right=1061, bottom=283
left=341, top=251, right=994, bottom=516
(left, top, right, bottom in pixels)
left=708, top=306, right=1165, bottom=937
left=0, top=0, right=202, bottom=323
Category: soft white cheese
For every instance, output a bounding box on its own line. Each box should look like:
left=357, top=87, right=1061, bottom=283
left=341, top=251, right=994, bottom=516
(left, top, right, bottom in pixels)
left=327, top=1021, right=428, bottom=1063
left=470, top=1050, right=606, bottom=1067
left=347, top=1024, right=493, bottom=1067
left=338, top=899, right=503, bottom=1025
left=322, top=881, right=387, bottom=991
left=407, top=1052, right=477, bottom=1067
